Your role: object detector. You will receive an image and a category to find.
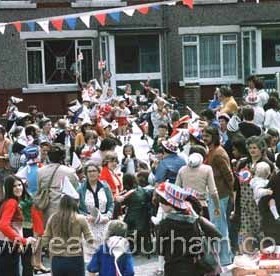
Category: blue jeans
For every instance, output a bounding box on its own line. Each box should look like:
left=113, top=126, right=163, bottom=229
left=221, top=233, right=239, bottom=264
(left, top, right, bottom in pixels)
left=52, top=255, right=85, bottom=276
left=208, top=196, right=233, bottom=266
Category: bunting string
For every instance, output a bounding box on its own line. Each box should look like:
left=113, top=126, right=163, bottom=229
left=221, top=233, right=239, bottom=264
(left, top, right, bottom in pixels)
left=0, top=0, right=193, bottom=35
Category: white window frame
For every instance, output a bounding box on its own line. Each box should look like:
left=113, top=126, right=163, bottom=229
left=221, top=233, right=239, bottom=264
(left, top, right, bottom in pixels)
left=0, top=0, right=36, bottom=9
left=178, top=25, right=243, bottom=86
left=108, top=33, right=163, bottom=93
left=255, top=28, right=280, bottom=75
left=182, top=33, right=238, bottom=83
left=22, top=30, right=97, bottom=93
left=71, top=0, right=126, bottom=8
left=241, top=27, right=257, bottom=81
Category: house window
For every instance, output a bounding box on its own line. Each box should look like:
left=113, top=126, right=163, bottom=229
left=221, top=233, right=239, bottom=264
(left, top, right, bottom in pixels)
left=115, top=34, right=160, bottom=74
left=26, top=39, right=93, bottom=86
left=183, top=34, right=237, bottom=80
left=262, top=29, right=280, bottom=68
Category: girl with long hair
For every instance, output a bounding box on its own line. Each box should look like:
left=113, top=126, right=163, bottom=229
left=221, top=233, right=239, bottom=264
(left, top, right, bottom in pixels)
left=42, top=186, right=93, bottom=276
left=0, top=175, right=36, bottom=276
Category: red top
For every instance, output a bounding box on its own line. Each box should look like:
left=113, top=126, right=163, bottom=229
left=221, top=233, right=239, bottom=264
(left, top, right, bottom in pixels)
left=99, top=166, right=123, bottom=197
left=0, top=199, right=26, bottom=244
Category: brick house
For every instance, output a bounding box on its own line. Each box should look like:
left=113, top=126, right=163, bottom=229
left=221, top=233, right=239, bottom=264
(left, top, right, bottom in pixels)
left=0, top=0, right=280, bottom=114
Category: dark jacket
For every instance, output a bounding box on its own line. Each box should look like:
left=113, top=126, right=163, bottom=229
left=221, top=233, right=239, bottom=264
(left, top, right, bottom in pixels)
left=123, top=187, right=151, bottom=234
left=158, top=212, right=222, bottom=276
left=259, top=171, right=280, bottom=244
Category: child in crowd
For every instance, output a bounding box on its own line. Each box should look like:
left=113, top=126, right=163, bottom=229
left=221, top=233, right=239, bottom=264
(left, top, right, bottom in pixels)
left=250, top=161, right=280, bottom=222
left=152, top=124, right=169, bottom=154
left=120, top=174, right=152, bottom=256
left=121, top=144, right=139, bottom=175
left=250, top=162, right=272, bottom=205
left=115, top=98, right=131, bottom=136
left=87, top=220, right=134, bottom=276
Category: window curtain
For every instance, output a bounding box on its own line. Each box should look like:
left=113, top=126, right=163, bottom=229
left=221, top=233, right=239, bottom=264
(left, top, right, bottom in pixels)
left=199, top=35, right=220, bottom=78
left=81, top=49, right=93, bottom=83
left=184, top=46, right=197, bottom=78
left=27, top=51, right=42, bottom=84
left=223, top=43, right=236, bottom=76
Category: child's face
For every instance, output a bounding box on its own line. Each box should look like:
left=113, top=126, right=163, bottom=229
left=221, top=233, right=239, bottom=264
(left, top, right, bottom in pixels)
left=158, top=127, right=167, bottom=137
left=124, top=147, right=133, bottom=156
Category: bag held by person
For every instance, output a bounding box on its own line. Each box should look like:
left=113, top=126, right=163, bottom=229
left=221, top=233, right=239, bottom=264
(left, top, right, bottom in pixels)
left=33, top=165, right=60, bottom=210
left=195, top=219, right=221, bottom=274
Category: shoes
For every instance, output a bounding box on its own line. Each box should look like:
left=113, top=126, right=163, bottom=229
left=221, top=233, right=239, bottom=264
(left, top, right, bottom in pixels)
left=275, top=217, right=280, bottom=224
left=33, top=266, right=51, bottom=274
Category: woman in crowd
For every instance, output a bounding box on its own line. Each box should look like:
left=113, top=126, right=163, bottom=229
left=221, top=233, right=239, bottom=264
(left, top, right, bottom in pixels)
left=99, top=152, right=123, bottom=218
left=155, top=182, right=222, bottom=276
left=43, top=181, right=93, bottom=276
left=78, top=162, right=114, bottom=262
left=99, top=152, right=123, bottom=199
left=235, top=136, right=274, bottom=253
left=0, top=175, right=36, bottom=276
left=74, top=121, right=92, bottom=151
left=175, top=145, right=220, bottom=219
left=229, top=134, right=248, bottom=254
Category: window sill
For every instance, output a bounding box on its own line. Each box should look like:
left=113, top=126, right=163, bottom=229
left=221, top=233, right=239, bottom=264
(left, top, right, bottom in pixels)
left=194, top=0, right=237, bottom=4
left=182, top=77, right=243, bottom=86
left=22, top=85, right=79, bottom=94
left=71, top=0, right=126, bottom=8
left=0, top=1, right=36, bottom=8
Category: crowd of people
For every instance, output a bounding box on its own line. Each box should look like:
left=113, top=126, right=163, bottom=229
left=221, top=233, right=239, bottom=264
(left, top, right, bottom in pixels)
left=0, top=75, right=280, bottom=276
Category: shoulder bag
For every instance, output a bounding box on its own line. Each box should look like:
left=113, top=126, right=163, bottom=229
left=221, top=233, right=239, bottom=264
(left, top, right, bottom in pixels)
left=194, top=218, right=221, bottom=274
left=33, top=164, right=60, bottom=210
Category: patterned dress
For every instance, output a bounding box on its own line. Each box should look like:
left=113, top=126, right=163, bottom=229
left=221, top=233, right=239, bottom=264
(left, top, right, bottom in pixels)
left=238, top=163, right=262, bottom=242
left=84, top=188, right=109, bottom=262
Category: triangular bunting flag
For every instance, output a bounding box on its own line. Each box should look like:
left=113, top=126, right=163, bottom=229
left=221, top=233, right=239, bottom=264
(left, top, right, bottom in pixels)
left=37, top=20, right=49, bottom=33
left=51, top=18, right=63, bottom=31
left=109, top=12, right=121, bottom=23
left=151, top=5, right=160, bottom=10
left=123, top=9, right=135, bottom=17
left=94, top=14, right=106, bottom=26
left=13, top=21, right=22, bottom=32
left=137, top=7, right=149, bottom=15
left=183, top=0, right=193, bottom=9
left=80, top=15, right=90, bottom=28
left=27, top=22, right=36, bottom=32
left=167, top=1, right=177, bottom=6
left=65, top=18, right=77, bottom=30
left=0, top=24, right=6, bottom=35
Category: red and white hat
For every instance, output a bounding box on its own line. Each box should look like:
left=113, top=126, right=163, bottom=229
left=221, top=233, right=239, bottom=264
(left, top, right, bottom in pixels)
left=156, top=182, right=192, bottom=210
